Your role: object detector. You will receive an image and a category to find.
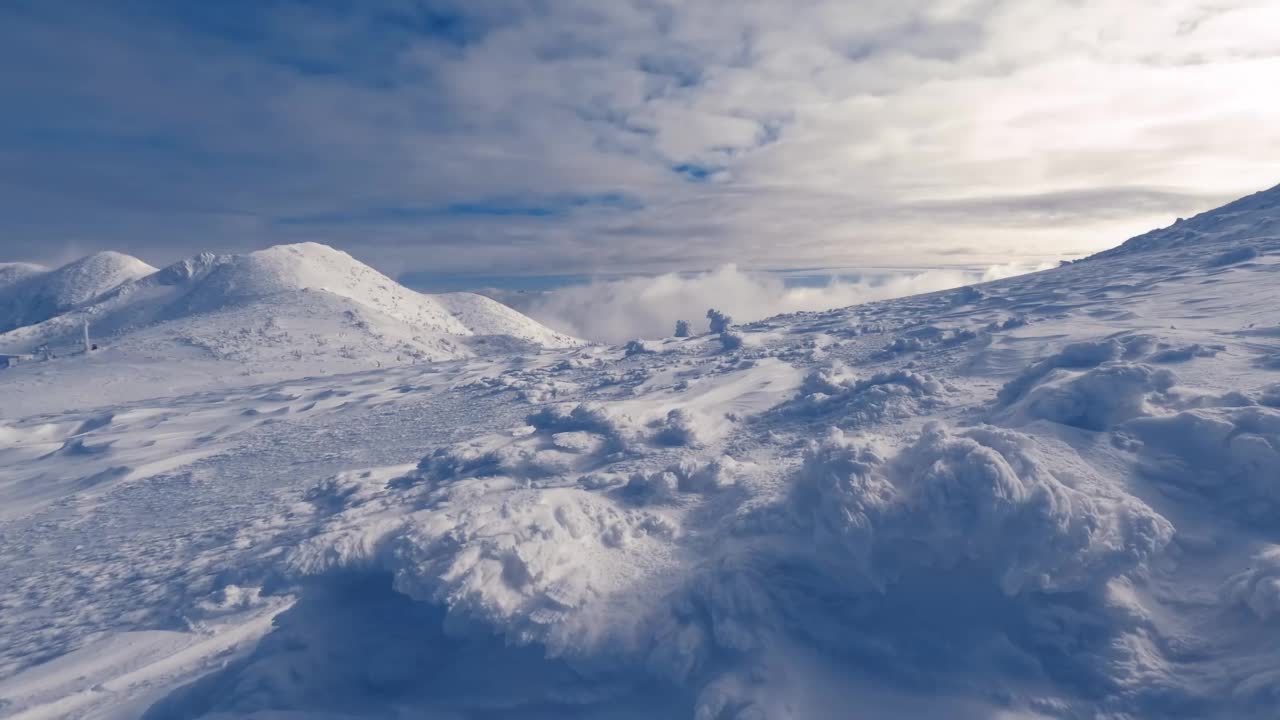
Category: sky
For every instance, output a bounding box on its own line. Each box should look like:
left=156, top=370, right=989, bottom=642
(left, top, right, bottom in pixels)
left=1, top=0, right=1278, bottom=278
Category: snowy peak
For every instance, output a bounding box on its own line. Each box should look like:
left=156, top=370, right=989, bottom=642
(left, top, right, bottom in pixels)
left=150, top=251, right=225, bottom=286
left=1095, top=182, right=1280, bottom=259
left=0, top=262, right=46, bottom=290
left=0, top=251, right=156, bottom=331
left=180, top=243, right=466, bottom=333
left=171, top=242, right=579, bottom=347
left=40, top=251, right=158, bottom=307
left=0, top=242, right=579, bottom=365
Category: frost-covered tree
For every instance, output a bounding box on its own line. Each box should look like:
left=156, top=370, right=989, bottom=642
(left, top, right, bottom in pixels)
left=674, top=319, right=691, bottom=337
left=718, top=330, right=743, bottom=352
left=706, top=308, right=732, bottom=334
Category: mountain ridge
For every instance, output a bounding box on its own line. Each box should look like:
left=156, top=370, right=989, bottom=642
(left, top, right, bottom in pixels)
left=1091, top=182, right=1280, bottom=260
left=0, top=242, right=580, bottom=365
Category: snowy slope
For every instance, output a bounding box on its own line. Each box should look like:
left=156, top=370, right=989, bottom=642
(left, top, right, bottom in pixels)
left=435, top=290, right=586, bottom=344
left=1094, top=181, right=1280, bottom=259
left=0, top=252, right=156, bottom=332
left=1, top=186, right=1279, bottom=719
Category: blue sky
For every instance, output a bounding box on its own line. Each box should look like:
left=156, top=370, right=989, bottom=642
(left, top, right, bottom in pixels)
left=2, top=0, right=1278, bottom=276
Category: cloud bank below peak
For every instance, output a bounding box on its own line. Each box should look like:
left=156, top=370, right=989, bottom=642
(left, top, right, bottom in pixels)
left=503, top=262, right=1054, bottom=344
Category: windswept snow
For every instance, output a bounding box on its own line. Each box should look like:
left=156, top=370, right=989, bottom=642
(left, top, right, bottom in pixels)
left=2, top=185, right=1280, bottom=719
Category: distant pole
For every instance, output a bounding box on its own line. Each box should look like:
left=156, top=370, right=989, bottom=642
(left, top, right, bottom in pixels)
left=83, top=319, right=91, bottom=354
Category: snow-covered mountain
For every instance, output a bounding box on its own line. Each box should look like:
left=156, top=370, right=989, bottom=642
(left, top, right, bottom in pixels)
left=1, top=185, right=1278, bottom=719
left=0, top=251, right=156, bottom=332
left=1093, top=182, right=1280, bottom=259
left=0, top=242, right=578, bottom=381
left=0, top=262, right=47, bottom=290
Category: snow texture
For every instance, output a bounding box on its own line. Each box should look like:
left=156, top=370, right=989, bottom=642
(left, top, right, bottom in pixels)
left=2, top=184, right=1280, bottom=719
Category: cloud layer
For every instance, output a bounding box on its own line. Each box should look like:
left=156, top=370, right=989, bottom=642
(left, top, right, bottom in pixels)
left=1, top=1, right=1277, bottom=273
left=507, top=263, right=1052, bottom=343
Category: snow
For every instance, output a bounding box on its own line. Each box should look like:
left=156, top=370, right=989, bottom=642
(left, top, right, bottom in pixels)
left=0, top=252, right=155, bottom=332
left=2, top=185, right=1280, bottom=718
left=0, top=243, right=580, bottom=414
left=0, top=263, right=47, bottom=291
left=435, top=290, right=583, bottom=346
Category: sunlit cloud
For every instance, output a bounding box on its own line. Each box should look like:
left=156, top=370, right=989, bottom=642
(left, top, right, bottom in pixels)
left=505, top=262, right=1055, bottom=343
left=0, top=1, right=1276, bottom=273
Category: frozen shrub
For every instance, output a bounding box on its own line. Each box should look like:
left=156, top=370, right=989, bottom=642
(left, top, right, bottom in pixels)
left=674, top=319, right=691, bottom=338
left=950, top=286, right=984, bottom=305
left=526, top=402, right=620, bottom=437
left=706, top=308, right=732, bottom=334
left=986, top=316, right=1027, bottom=331
left=791, top=367, right=946, bottom=426
left=651, top=408, right=701, bottom=447
left=718, top=330, right=743, bottom=352
left=622, top=469, right=681, bottom=503
left=624, top=339, right=652, bottom=357
left=1148, top=343, right=1223, bottom=363
left=1206, top=245, right=1258, bottom=267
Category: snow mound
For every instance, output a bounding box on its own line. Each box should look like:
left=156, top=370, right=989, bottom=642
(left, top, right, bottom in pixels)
left=878, top=323, right=979, bottom=356
left=996, top=335, right=1154, bottom=406
left=786, top=364, right=947, bottom=426
left=269, top=419, right=1172, bottom=718
left=283, top=401, right=694, bottom=661
left=795, top=425, right=1172, bottom=595
left=1004, top=362, right=1177, bottom=430
left=1223, top=546, right=1280, bottom=621
left=1125, top=406, right=1280, bottom=524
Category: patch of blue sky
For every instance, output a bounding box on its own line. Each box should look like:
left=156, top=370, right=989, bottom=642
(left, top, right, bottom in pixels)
left=672, top=163, right=717, bottom=182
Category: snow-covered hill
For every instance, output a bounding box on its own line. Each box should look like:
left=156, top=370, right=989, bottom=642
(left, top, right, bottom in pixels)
left=1, top=186, right=1278, bottom=719
left=0, top=251, right=156, bottom=332
left=0, top=262, right=47, bottom=290
left=0, top=243, right=579, bottom=409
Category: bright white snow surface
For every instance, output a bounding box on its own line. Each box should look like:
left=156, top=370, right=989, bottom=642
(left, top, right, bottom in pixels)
left=2, top=185, right=1280, bottom=719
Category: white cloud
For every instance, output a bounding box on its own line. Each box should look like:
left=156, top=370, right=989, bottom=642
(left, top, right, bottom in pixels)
left=514, top=262, right=1053, bottom=343
left=1, top=1, right=1276, bottom=271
